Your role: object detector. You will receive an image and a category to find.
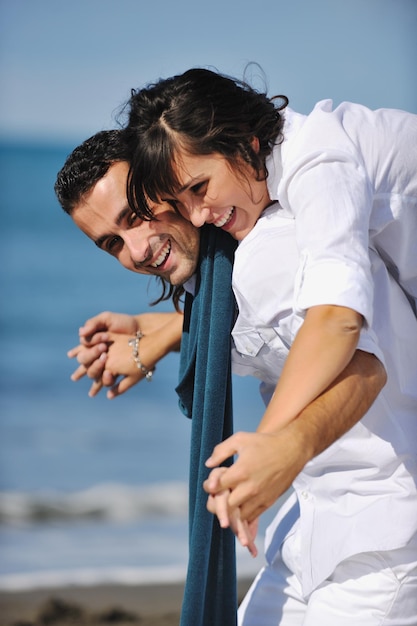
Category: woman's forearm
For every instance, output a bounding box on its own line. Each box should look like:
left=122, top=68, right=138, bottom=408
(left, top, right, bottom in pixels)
left=257, top=304, right=362, bottom=434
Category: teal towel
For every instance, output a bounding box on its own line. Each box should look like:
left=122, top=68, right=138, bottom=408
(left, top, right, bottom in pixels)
left=176, top=225, right=238, bottom=626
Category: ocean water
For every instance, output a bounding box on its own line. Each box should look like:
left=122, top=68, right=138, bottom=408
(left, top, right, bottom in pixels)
left=0, top=141, right=272, bottom=591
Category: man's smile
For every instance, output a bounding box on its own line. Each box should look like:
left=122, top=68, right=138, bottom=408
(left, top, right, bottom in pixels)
left=150, top=239, right=171, bottom=268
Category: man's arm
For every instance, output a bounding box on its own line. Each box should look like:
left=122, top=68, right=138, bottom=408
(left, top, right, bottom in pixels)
left=205, top=350, right=386, bottom=523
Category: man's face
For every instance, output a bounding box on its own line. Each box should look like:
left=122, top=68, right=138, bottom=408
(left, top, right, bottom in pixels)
left=72, top=161, right=200, bottom=286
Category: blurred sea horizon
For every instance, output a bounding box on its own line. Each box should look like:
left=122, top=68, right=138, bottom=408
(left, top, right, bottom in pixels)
left=0, top=140, right=270, bottom=590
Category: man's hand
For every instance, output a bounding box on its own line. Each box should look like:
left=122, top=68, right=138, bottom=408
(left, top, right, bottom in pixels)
left=77, top=311, right=140, bottom=345
left=204, top=350, right=386, bottom=526
left=205, top=430, right=306, bottom=523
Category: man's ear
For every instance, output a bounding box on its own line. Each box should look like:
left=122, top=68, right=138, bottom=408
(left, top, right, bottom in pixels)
left=251, top=136, right=260, bottom=153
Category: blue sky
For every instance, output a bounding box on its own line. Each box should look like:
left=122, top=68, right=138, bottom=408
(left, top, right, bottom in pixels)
left=0, top=0, right=416, bottom=145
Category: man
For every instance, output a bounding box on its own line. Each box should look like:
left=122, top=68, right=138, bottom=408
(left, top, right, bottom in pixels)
left=55, top=130, right=386, bottom=625
left=55, top=129, right=198, bottom=397
left=55, top=129, right=242, bottom=626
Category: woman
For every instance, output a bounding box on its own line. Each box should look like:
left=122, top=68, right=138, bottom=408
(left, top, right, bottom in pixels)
left=123, top=69, right=417, bottom=623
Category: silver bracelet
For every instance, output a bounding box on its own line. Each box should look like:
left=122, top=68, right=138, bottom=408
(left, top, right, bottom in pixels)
left=128, top=330, right=154, bottom=381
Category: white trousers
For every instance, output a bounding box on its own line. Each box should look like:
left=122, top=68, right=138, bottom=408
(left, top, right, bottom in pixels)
left=238, top=524, right=417, bottom=626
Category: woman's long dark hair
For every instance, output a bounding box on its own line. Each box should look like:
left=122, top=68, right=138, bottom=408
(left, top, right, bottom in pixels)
left=123, top=68, right=288, bottom=220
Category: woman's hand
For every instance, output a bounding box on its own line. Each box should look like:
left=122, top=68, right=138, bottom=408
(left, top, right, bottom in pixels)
left=67, top=310, right=184, bottom=398
left=204, top=467, right=258, bottom=557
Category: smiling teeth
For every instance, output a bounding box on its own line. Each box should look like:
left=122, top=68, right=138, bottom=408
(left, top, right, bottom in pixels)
left=213, top=207, right=234, bottom=228
left=151, top=241, right=171, bottom=268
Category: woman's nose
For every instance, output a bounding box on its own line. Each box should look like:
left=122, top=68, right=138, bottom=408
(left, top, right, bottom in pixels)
left=188, top=206, right=211, bottom=228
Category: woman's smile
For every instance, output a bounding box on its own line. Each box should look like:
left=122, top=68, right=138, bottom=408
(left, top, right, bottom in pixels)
left=173, top=152, right=270, bottom=241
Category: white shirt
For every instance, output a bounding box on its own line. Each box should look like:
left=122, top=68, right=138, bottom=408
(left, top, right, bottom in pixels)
left=231, top=204, right=417, bottom=595
left=266, top=100, right=417, bottom=323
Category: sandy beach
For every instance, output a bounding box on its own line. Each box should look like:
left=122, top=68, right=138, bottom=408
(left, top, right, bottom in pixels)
left=0, top=578, right=253, bottom=626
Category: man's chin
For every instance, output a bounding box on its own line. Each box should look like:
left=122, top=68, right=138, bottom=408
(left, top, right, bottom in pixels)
left=163, top=261, right=197, bottom=287
left=168, top=275, right=180, bottom=286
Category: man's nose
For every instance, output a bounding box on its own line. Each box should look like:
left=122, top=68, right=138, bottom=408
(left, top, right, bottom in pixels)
left=125, top=232, right=150, bottom=264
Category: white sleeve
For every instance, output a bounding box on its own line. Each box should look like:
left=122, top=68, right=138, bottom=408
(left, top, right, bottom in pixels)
left=284, top=149, right=374, bottom=325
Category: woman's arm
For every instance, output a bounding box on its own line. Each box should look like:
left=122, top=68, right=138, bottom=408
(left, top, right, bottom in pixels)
left=257, top=304, right=362, bottom=433
left=68, top=310, right=184, bottom=397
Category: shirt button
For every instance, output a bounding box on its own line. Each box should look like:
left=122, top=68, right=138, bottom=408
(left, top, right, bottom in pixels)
left=301, top=490, right=309, bottom=500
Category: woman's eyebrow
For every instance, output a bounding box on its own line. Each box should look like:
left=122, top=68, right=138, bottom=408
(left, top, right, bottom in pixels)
left=178, top=175, right=203, bottom=193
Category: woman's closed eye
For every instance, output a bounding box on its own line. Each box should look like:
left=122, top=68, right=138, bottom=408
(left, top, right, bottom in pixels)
left=190, top=181, right=207, bottom=195
left=165, top=199, right=179, bottom=210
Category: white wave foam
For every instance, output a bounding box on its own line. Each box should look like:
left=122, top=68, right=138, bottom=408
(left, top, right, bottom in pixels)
left=0, top=565, right=188, bottom=591
left=0, top=557, right=262, bottom=592
left=0, top=482, right=189, bottom=525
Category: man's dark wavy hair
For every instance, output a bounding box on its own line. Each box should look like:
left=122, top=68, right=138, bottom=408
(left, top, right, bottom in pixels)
left=123, top=67, right=288, bottom=220
left=54, top=129, right=184, bottom=310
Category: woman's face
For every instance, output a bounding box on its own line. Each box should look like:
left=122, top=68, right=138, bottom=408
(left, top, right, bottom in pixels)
left=168, top=151, right=271, bottom=241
